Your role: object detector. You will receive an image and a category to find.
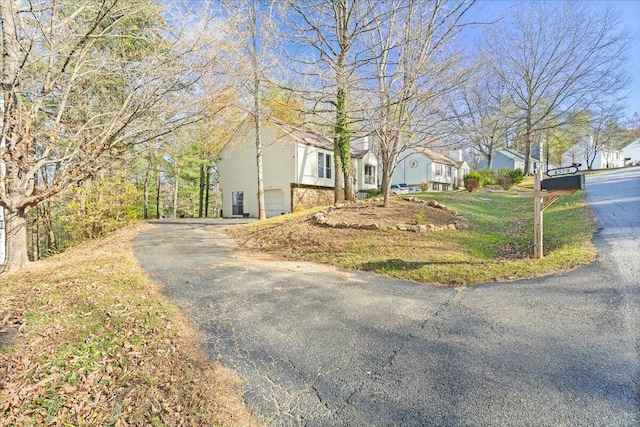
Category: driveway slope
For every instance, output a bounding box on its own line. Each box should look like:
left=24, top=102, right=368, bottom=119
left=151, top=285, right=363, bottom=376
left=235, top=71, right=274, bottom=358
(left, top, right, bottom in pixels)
left=134, top=168, right=639, bottom=426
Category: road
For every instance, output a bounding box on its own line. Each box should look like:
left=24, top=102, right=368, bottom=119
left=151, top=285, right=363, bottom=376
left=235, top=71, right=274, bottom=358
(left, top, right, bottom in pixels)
left=134, top=167, right=639, bottom=426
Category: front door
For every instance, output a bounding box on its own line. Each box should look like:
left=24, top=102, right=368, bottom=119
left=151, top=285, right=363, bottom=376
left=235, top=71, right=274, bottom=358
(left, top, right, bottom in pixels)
left=232, top=191, right=244, bottom=216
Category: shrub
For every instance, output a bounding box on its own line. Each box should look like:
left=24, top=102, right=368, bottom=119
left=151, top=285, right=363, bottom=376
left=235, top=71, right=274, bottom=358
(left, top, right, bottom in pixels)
left=497, top=175, right=515, bottom=190
left=463, top=172, right=482, bottom=191
left=419, top=182, right=431, bottom=191
left=367, top=188, right=382, bottom=197
left=464, top=178, right=478, bottom=192
left=463, top=172, right=481, bottom=192
left=500, top=168, right=524, bottom=184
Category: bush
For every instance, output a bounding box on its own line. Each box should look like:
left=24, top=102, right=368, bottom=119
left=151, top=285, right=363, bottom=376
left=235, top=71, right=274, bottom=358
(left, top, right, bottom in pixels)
left=463, top=172, right=482, bottom=192
left=465, top=169, right=524, bottom=191
left=464, top=178, right=478, bottom=192
left=499, top=168, right=524, bottom=185
left=478, top=169, right=497, bottom=186
left=497, top=175, right=515, bottom=190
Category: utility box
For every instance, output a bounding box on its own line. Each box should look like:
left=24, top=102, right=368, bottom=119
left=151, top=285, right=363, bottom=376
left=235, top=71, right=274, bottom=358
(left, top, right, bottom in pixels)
left=541, top=174, right=584, bottom=191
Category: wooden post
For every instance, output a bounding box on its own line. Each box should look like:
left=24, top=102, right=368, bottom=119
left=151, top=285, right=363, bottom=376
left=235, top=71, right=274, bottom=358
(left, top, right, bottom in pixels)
left=534, top=169, right=543, bottom=259
left=518, top=173, right=579, bottom=260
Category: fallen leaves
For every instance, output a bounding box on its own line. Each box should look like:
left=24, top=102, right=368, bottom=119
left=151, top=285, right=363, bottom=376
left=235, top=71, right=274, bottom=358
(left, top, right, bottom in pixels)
left=0, top=224, right=256, bottom=427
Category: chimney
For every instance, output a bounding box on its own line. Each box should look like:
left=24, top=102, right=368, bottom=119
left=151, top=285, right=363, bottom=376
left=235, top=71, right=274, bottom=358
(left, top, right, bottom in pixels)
left=449, top=149, right=463, bottom=162
left=352, top=136, right=370, bottom=151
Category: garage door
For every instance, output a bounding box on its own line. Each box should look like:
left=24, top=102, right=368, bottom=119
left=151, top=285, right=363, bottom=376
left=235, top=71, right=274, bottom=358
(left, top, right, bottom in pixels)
left=264, top=189, right=285, bottom=218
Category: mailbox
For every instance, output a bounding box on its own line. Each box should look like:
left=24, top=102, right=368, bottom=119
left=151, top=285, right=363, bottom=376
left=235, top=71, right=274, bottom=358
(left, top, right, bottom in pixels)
left=541, top=174, right=584, bottom=191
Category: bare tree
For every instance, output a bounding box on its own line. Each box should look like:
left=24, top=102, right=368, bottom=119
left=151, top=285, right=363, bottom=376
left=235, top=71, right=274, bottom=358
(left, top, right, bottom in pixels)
left=0, top=0, right=224, bottom=271
left=484, top=1, right=630, bottom=174
left=444, top=61, right=514, bottom=170
left=222, top=0, right=284, bottom=220
left=585, top=102, right=628, bottom=169
left=287, top=0, right=375, bottom=202
left=361, top=0, right=474, bottom=205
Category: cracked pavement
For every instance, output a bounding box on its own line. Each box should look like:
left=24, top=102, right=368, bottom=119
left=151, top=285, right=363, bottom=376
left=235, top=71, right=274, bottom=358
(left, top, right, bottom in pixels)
left=134, top=168, right=639, bottom=426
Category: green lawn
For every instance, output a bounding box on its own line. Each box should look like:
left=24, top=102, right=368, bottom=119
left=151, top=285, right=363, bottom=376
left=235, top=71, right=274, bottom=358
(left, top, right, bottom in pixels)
left=226, top=189, right=596, bottom=285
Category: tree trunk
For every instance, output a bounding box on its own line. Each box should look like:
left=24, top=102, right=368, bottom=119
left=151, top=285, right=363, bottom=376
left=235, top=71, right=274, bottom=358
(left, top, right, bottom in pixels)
left=41, top=197, right=57, bottom=254
left=333, top=147, right=344, bottom=203
left=30, top=215, right=39, bottom=262
left=156, top=167, right=161, bottom=219
left=381, top=163, right=391, bottom=207
left=3, top=208, right=29, bottom=272
left=250, top=0, right=266, bottom=221
left=143, top=168, right=150, bottom=220
left=204, top=164, right=210, bottom=218
left=173, top=170, right=179, bottom=218
left=198, top=163, right=205, bottom=218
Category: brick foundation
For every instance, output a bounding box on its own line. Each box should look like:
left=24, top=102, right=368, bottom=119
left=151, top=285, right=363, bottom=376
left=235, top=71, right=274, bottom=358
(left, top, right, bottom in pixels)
left=291, top=184, right=334, bottom=211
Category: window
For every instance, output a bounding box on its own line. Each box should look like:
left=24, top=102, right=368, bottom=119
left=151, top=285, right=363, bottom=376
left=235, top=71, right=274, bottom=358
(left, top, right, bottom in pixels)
left=364, top=164, right=376, bottom=184
left=318, top=152, right=324, bottom=178
left=318, top=152, right=332, bottom=179
left=435, top=164, right=443, bottom=176
left=446, top=166, right=452, bottom=177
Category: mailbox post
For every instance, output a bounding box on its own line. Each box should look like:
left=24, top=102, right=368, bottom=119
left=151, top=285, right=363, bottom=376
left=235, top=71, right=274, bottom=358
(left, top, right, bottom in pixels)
left=519, top=169, right=584, bottom=258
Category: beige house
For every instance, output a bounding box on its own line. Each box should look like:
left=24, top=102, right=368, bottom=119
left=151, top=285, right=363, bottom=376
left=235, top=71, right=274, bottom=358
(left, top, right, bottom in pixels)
left=218, top=119, right=379, bottom=218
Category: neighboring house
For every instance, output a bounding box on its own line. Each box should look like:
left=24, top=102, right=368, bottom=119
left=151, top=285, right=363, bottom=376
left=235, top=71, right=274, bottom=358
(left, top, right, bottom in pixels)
left=478, top=146, right=551, bottom=174
left=561, top=135, right=624, bottom=170
left=448, top=149, right=471, bottom=186
left=392, top=147, right=468, bottom=191
left=622, top=138, right=640, bottom=165
left=218, top=119, right=379, bottom=218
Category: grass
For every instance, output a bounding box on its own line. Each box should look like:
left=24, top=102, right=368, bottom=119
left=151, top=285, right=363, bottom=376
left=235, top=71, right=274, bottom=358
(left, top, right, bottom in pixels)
left=226, top=187, right=596, bottom=285
left=0, top=224, right=257, bottom=427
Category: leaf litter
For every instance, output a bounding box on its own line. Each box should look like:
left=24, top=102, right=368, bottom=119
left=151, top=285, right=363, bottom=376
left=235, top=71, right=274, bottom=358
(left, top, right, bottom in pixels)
left=0, top=223, right=257, bottom=427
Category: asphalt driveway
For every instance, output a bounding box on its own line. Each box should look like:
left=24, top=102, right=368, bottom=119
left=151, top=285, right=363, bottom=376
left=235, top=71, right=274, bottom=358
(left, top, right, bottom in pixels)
left=134, top=168, right=639, bottom=426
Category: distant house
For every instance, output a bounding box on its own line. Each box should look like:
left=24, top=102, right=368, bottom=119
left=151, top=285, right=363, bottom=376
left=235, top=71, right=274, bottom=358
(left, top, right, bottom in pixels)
left=218, top=119, right=379, bottom=218
left=622, top=139, right=640, bottom=165
left=478, top=146, right=551, bottom=174
left=392, top=148, right=469, bottom=191
left=561, top=136, right=624, bottom=170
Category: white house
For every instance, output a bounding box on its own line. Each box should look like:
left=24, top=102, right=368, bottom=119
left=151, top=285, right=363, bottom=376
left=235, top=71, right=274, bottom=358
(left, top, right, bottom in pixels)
left=622, top=138, right=640, bottom=165
left=218, top=119, right=379, bottom=218
left=392, top=147, right=469, bottom=191
left=561, top=135, right=624, bottom=171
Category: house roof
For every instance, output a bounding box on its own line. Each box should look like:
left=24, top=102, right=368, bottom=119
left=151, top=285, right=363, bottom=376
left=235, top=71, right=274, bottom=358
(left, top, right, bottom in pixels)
left=269, top=119, right=371, bottom=157
left=496, top=148, right=525, bottom=162
left=413, top=147, right=459, bottom=167
left=623, top=138, right=640, bottom=148
left=351, top=149, right=369, bottom=160
left=270, top=119, right=334, bottom=151
left=496, top=147, right=548, bottom=162
left=563, top=138, right=623, bottom=156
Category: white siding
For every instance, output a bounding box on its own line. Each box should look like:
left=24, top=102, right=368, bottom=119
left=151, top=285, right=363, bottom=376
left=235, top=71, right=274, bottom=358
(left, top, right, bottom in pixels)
left=562, top=139, right=624, bottom=170
left=297, top=143, right=334, bottom=187
left=622, top=140, right=640, bottom=164
left=356, top=151, right=380, bottom=190
left=219, top=123, right=295, bottom=218
left=393, top=150, right=431, bottom=185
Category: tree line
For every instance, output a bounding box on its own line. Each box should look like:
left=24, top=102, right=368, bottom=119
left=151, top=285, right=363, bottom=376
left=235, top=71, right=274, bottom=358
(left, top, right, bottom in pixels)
left=1, top=0, right=635, bottom=272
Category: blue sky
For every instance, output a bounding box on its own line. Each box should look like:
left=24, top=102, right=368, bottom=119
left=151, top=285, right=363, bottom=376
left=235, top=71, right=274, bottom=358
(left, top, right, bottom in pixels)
left=473, top=0, right=640, bottom=121
left=613, top=0, right=640, bottom=118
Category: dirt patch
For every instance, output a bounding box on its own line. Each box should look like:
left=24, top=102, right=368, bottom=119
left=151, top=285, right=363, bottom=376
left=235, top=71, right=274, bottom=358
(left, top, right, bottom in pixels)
left=314, top=197, right=465, bottom=230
